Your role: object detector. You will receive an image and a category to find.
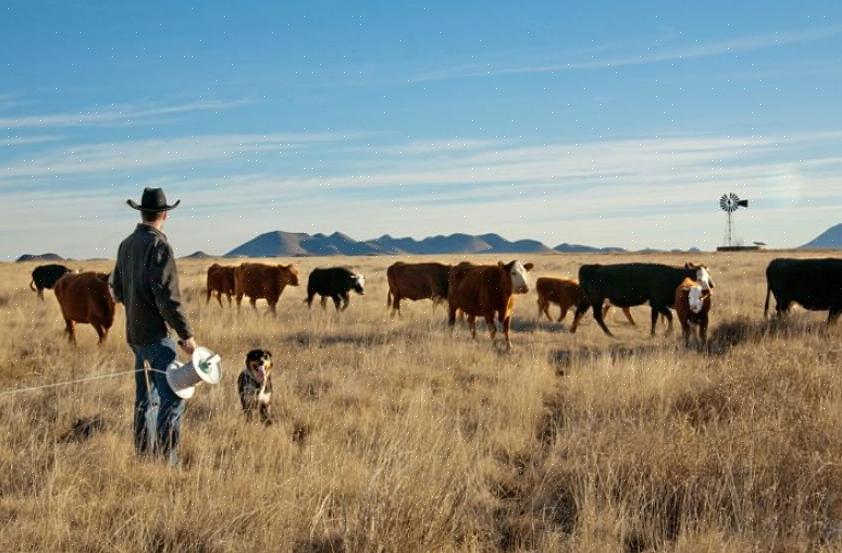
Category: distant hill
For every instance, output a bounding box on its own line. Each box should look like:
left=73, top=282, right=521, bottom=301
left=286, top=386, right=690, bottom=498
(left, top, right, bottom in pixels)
left=225, top=231, right=560, bottom=257
left=16, top=253, right=64, bottom=263
left=181, top=251, right=214, bottom=259
left=553, top=243, right=627, bottom=254
left=801, top=224, right=842, bottom=249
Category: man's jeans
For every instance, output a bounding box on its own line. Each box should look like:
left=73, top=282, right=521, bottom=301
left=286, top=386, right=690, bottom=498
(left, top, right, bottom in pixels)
left=130, top=338, right=185, bottom=466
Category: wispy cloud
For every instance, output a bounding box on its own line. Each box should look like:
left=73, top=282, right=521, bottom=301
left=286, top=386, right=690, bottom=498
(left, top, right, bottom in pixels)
left=414, top=25, right=842, bottom=81
left=0, top=131, right=352, bottom=182
left=0, top=97, right=252, bottom=129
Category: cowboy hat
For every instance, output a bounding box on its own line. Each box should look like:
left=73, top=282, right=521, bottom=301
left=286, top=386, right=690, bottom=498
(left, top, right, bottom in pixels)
left=127, top=187, right=181, bottom=212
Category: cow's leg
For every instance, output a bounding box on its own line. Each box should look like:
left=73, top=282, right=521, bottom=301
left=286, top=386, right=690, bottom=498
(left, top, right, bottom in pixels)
left=699, top=318, right=709, bottom=346
left=305, top=291, right=315, bottom=309
left=468, top=315, right=477, bottom=339
left=206, top=288, right=212, bottom=304
left=448, top=303, right=458, bottom=329
left=95, top=324, right=108, bottom=344
left=828, top=309, right=842, bottom=326
left=249, top=298, right=258, bottom=311
left=570, top=303, right=590, bottom=334
left=38, top=289, right=44, bottom=301
left=680, top=318, right=691, bottom=347
left=486, top=313, right=497, bottom=343
left=592, top=301, right=613, bottom=337
left=215, top=291, right=223, bottom=307
left=622, top=307, right=637, bottom=326
left=503, top=315, right=512, bottom=351
left=649, top=307, right=660, bottom=337
left=226, top=293, right=233, bottom=306
left=538, top=298, right=551, bottom=321
left=332, top=295, right=342, bottom=312
left=341, top=292, right=350, bottom=311
left=235, top=292, right=243, bottom=309
left=661, top=308, right=674, bottom=335
left=558, top=305, right=569, bottom=323
left=392, top=296, right=401, bottom=317
left=269, top=300, right=278, bottom=317
left=64, top=318, right=76, bottom=345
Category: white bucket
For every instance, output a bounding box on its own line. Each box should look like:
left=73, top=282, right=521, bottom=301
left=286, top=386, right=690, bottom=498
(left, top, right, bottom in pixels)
left=165, top=346, right=222, bottom=399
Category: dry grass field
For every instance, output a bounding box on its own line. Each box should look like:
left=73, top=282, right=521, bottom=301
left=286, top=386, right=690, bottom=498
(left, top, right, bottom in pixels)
left=3, top=251, right=842, bottom=552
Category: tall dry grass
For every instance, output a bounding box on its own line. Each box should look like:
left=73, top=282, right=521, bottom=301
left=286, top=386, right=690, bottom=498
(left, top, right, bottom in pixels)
left=2, top=251, right=842, bottom=552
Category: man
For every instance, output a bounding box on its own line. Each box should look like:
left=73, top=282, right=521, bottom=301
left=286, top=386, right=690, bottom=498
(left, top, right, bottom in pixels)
left=110, top=187, right=197, bottom=465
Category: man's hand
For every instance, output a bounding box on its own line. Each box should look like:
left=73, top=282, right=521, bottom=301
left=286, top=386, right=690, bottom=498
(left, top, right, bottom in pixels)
left=180, top=337, right=197, bottom=355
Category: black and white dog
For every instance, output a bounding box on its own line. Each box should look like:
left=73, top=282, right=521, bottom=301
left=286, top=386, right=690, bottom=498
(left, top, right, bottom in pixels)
left=237, top=349, right=274, bottom=424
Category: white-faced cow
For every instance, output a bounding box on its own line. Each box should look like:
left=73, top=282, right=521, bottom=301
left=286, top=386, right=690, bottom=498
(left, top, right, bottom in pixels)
left=571, top=262, right=714, bottom=337
left=305, top=267, right=365, bottom=311
left=764, top=258, right=842, bottom=324
left=447, top=260, right=534, bottom=351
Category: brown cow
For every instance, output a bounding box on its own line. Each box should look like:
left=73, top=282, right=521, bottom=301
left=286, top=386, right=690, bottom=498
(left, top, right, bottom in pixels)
left=675, top=277, right=712, bottom=346
left=53, top=272, right=116, bottom=344
left=386, top=261, right=451, bottom=316
left=536, top=277, right=636, bottom=325
left=234, top=263, right=300, bottom=315
left=206, top=263, right=236, bottom=307
left=448, top=260, right=533, bottom=351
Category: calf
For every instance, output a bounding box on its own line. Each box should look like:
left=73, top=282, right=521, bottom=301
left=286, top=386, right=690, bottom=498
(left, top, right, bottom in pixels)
left=206, top=263, right=236, bottom=307
left=53, top=272, right=116, bottom=344
left=536, top=276, right=636, bottom=325
left=234, top=263, right=300, bottom=315
left=386, top=261, right=450, bottom=315
left=675, top=277, right=712, bottom=346
left=306, top=267, right=365, bottom=311
left=30, top=263, right=73, bottom=300
left=448, top=260, right=533, bottom=350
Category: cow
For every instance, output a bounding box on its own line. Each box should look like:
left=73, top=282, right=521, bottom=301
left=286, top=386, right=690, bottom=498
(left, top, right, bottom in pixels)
left=571, top=262, right=715, bottom=337
left=234, top=263, right=300, bottom=315
left=53, top=272, right=116, bottom=344
left=675, top=277, right=712, bottom=346
left=206, top=263, right=236, bottom=307
left=447, top=260, right=534, bottom=351
left=386, top=261, right=451, bottom=316
left=29, top=263, right=73, bottom=300
left=536, top=276, right=637, bottom=326
left=305, top=267, right=365, bottom=311
left=764, top=258, right=842, bottom=324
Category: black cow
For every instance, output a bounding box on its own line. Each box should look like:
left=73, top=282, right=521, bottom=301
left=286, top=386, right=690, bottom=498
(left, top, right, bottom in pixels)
left=29, top=264, right=73, bottom=300
left=305, top=267, right=365, bottom=311
left=764, top=258, right=842, bottom=324
left=571, top=262, right=715, bottom=337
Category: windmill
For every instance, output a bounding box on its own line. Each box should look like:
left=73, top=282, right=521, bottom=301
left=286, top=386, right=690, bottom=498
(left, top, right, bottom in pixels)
left=719, top=193, right=749, bottom=247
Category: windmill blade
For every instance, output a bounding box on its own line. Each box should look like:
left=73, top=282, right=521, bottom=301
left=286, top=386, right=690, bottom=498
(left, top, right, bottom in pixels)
left=737, top=199, right=749, bottom=208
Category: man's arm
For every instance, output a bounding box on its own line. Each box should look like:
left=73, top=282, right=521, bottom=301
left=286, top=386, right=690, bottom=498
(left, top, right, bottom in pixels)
left=109, top=244, right=124, bottom=303
left=149, top=241, right=193, bottom=342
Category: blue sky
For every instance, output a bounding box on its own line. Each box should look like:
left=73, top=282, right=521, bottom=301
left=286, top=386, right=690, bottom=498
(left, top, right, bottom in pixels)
left=1, top=1, right=841, bottom=259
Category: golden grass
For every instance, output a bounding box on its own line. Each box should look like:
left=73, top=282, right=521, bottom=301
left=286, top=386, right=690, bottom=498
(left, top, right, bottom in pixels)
left=2, top=251, right=842, bottom=552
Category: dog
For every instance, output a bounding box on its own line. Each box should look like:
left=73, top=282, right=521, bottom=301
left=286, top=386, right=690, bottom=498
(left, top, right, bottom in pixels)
left=237, top=349, right=274, bottom=424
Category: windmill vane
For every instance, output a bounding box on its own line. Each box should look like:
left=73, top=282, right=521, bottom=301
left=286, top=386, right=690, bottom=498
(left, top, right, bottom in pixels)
left=719, top=192, right=750, bottom=248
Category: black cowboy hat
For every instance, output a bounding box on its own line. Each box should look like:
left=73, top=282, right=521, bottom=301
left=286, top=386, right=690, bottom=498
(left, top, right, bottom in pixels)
left=126, top=187, right=181, bottom=212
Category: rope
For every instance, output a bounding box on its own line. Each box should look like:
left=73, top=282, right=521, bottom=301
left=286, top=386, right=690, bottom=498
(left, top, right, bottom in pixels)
left=0, top=367, right=169, bottom=399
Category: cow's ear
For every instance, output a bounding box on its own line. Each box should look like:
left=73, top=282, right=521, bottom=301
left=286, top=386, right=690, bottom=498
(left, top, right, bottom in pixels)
left=498, top=261, right=505, bottom=268
left=524, top=262, right=534, bottom=271
left=685, top=262, right=692, bottom=269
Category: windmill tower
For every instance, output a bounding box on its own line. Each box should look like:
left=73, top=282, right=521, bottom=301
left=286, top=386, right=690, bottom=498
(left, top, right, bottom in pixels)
left=719, top=192, right=749, bottom=247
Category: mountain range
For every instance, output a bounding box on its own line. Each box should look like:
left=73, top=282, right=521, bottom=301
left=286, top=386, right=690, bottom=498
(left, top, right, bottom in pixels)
left=225, top=230, right=636, bottom=257
left=801, top=224, right=842, bottom=249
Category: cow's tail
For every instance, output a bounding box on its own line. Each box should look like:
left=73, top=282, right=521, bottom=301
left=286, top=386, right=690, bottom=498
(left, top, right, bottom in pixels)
left=763, top=281, right=772, bottom=319
left=386, top=289, right=393, bottom=309
left=29, top=279, right=37, bottom=292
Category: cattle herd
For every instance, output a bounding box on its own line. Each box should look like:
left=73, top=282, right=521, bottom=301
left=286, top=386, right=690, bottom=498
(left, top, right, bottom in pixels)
left=27, top=257, right=842, bottom=351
